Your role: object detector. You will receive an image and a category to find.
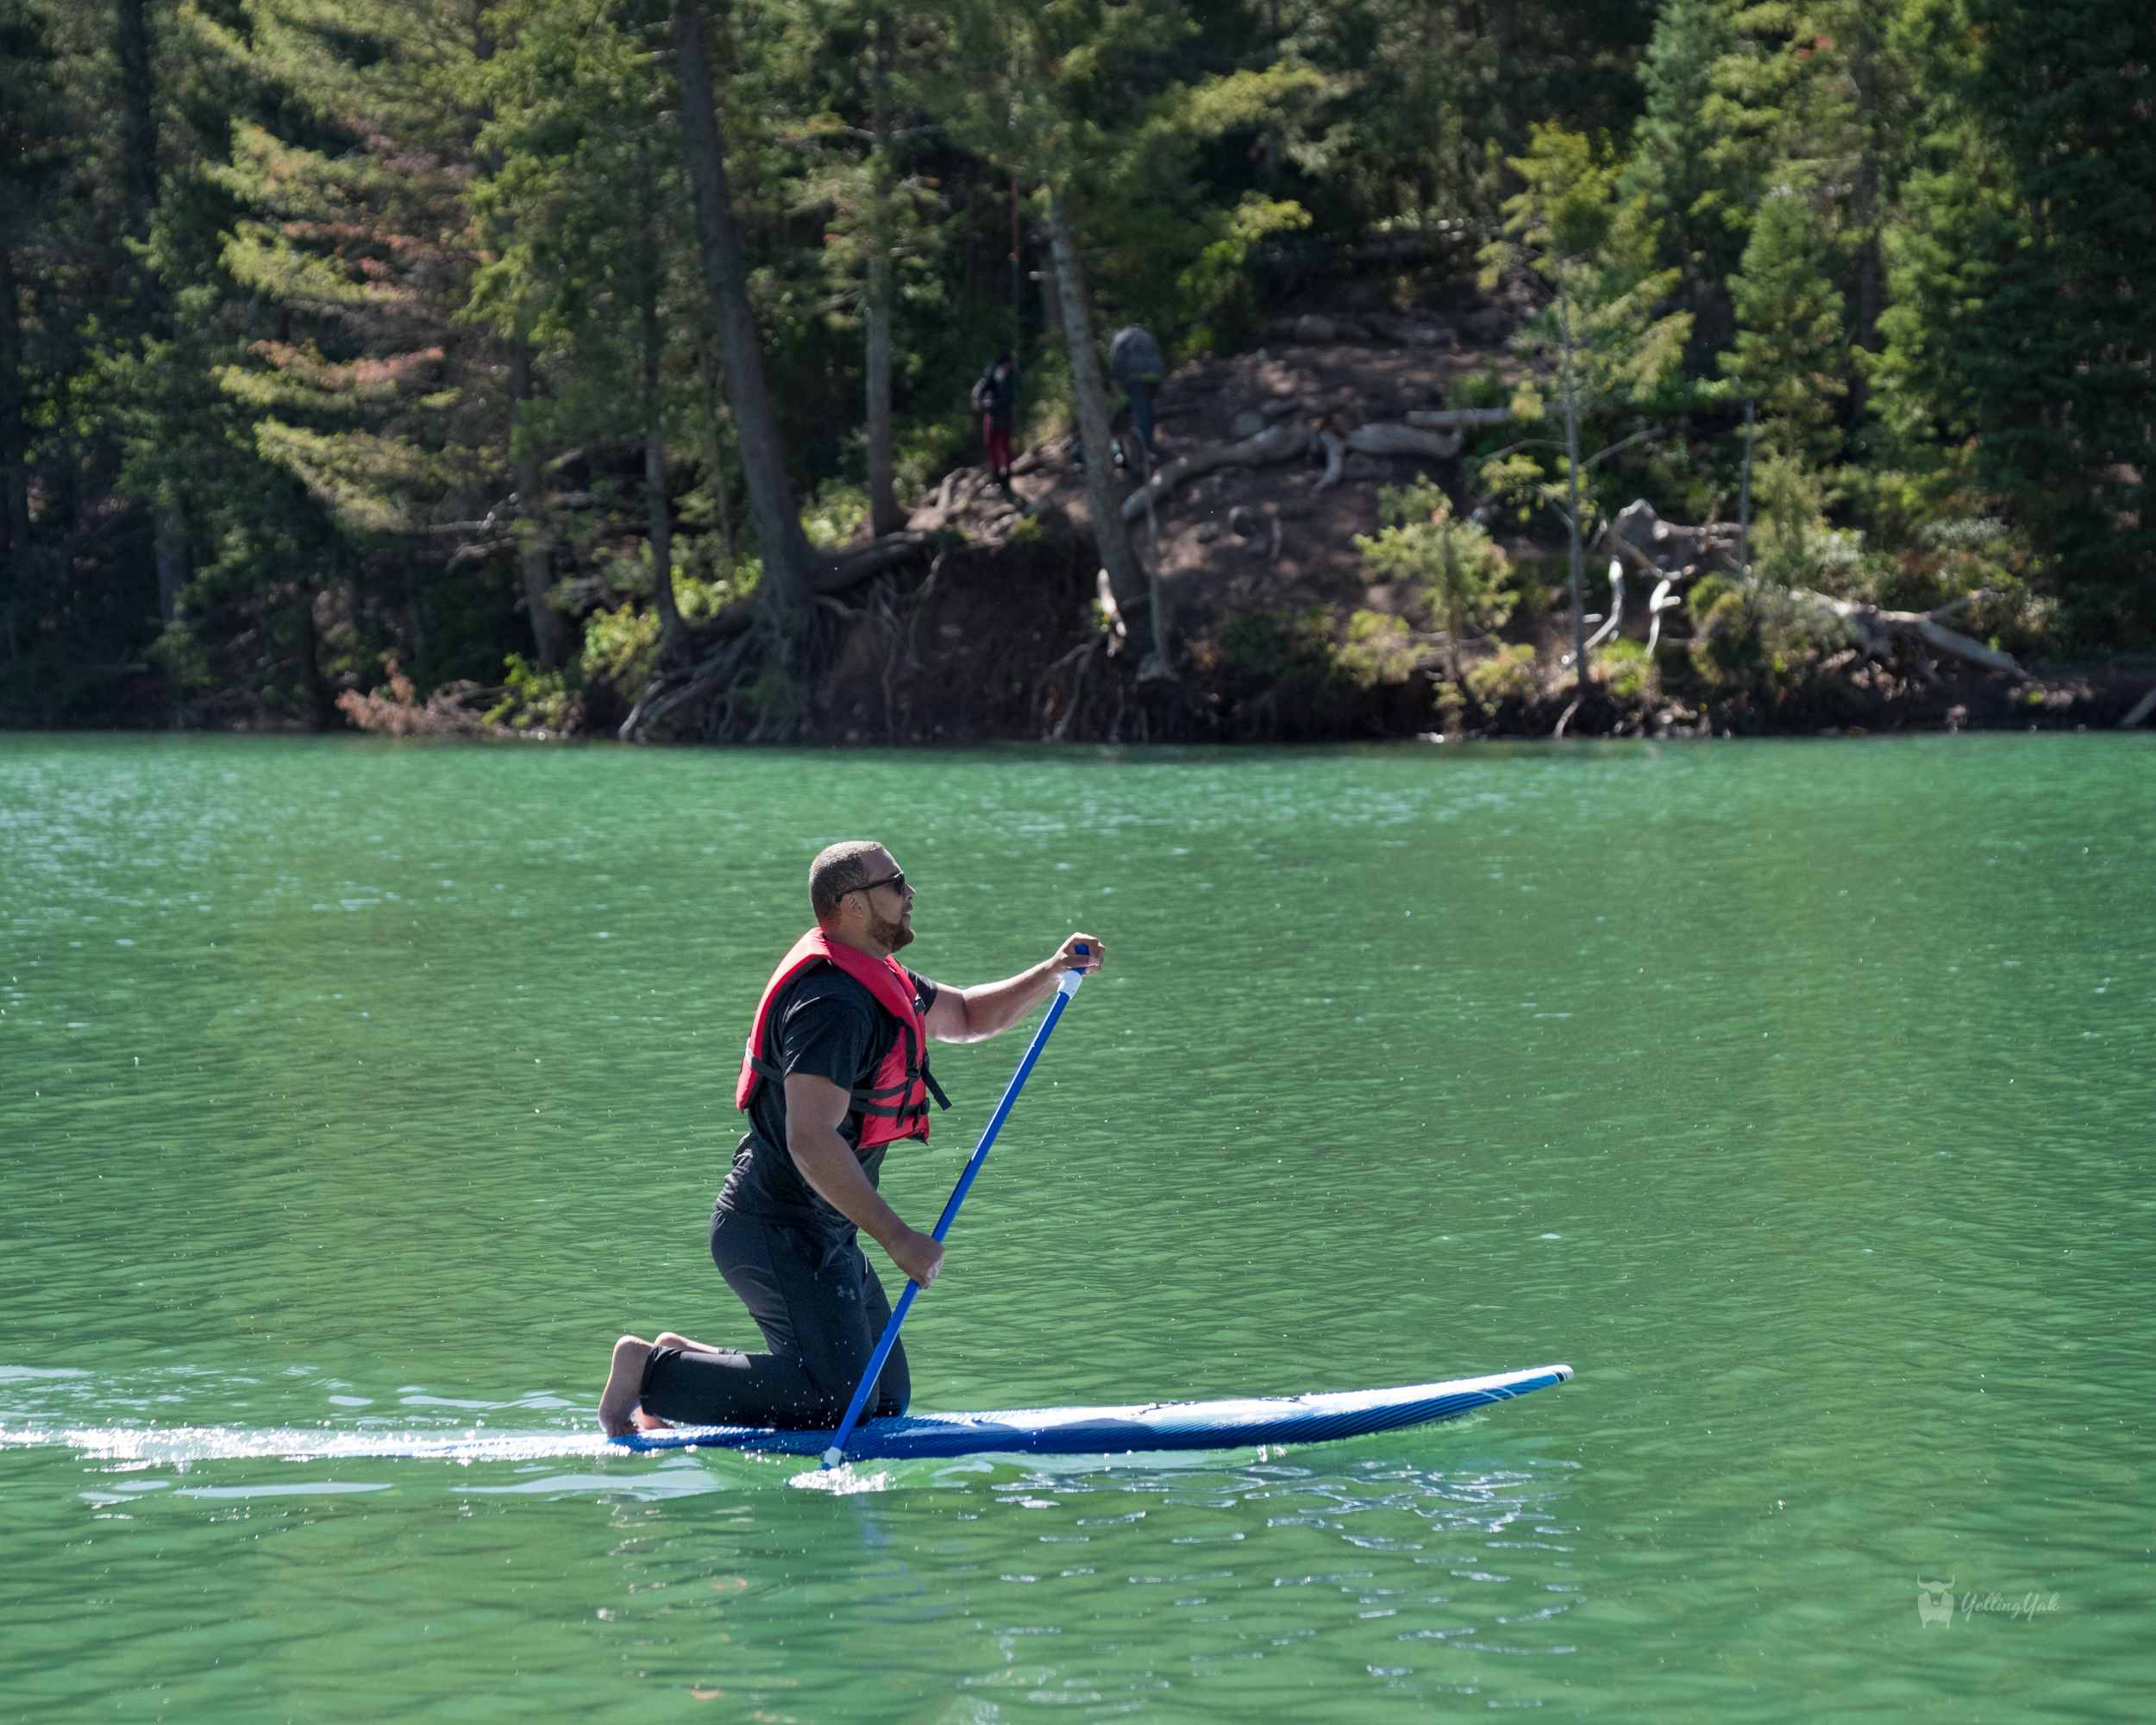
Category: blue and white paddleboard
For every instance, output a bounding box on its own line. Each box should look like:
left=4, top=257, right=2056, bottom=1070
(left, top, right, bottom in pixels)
left=8, top=1365, right=1570, bottom=1467
left=617, top=1363, right=1574, bottom=1460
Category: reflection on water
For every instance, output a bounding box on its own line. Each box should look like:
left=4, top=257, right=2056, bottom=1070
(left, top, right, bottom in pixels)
left=2, top=734, right=2151, bottom=1720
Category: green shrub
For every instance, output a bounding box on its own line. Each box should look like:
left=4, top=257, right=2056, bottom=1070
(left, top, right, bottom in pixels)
left=1599, top=637, right=1652, bottom=699
left=1463, top=641, right=1540, bottom=706
left=581, top=605, right=661, bottom=693
left=577, top=566, right=738, bottom=697
left=1431, top=679, right=1469, bottom=734
left=1689, top=583, right=1827, bottom=698
left=1357, top=476, right=1514, bottom=678
left=486, top=653, right=583, bottom=731
left=1336, top=610, right=1421, bottom=688
left=804, top=480, right=871, bottom=550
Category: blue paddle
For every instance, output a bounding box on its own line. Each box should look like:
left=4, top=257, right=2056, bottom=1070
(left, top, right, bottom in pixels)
left=821, top=944, right=1091, bottom=1469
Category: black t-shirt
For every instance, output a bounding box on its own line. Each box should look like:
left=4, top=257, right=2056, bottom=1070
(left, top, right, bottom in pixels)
left=975, top=363, right=1019, bottom=427
left=718, top=960, right=939, bottom=1239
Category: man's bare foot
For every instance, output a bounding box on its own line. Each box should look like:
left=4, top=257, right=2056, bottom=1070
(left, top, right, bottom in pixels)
left=654, top=1331, right=717, bottom=1354
left=631, top=1404, right=675, bottom=1432
left=599, top=1334, right=654, bottom=1437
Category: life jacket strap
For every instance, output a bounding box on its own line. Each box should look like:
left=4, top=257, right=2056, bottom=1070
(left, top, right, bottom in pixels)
left=921, top=1062, right=951, bottom=1112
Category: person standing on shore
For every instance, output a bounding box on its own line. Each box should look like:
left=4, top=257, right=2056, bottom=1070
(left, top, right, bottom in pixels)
left=599, top=840, right=1105, bottom=1436
left=1109, top=324, right=1164, bottom=459
left=972, top=351, right=1020, bottom=489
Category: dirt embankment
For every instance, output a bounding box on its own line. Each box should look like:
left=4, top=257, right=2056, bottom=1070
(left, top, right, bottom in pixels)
left=815, top=323, right=2156, bottom=743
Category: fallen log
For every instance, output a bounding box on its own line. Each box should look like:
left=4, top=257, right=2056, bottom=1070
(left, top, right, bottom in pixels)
left=1119, top=421, right=1312, bottom=521
left=1404, top=407, right=1514, bottom=431
left=1344, top=423, right=1462, bottom=462
left=1790, top=590, right=2022, bottom=675
left=1119, top=418, right=1472, bottom=520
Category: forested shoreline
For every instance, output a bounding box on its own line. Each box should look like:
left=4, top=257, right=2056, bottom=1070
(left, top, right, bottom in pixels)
left=1, top=0, right=2150, bottom=739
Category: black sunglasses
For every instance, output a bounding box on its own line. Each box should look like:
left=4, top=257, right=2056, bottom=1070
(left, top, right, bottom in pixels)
left=852, top=869, right=908, bottom=897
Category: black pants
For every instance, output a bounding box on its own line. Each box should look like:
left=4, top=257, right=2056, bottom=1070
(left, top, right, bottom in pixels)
left=637, top=1207, right=911, bottom=1429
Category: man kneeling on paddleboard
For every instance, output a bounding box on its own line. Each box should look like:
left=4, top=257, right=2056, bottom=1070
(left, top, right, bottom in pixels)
left=599, top=839, right=1105, bottom=1437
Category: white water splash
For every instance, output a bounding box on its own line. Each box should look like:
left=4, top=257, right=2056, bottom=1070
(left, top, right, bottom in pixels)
left=1, top=1421, right=632, bottom=1465
left=788, top=1461, right=893, bottom=1494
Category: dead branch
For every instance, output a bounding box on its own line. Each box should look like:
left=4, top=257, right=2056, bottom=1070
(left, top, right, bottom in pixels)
left=1315, top=430, right=1346, bottom=492
left=1119, top=421, right=1313, bottom=521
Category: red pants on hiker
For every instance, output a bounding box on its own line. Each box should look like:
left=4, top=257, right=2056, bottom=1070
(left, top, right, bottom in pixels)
left=982, top=418, right=1013, bottom=477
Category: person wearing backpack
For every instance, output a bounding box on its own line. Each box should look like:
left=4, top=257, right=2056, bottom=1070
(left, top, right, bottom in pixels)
left=1108, top=324, right=1164, bottom=458
left=972, top=351, right=1020, bottom=488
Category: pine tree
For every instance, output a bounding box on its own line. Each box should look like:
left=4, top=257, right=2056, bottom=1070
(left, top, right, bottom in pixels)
left=0, top=0, right=61, bottom=564
left=1623, top=0, right=1748, bottom=370
left=1877, top=0, right=2156, bottom=643
left=1481, top=124, right=1690, bottom=687
left=470, top=0, right=705, bottom=667
left=1721, top=188, right=1846, bottom=468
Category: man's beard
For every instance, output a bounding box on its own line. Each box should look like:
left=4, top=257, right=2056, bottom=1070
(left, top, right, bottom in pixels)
left=868, top=906, right=914, bottom=951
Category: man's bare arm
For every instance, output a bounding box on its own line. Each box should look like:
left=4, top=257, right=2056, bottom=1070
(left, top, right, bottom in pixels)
left=782, top=1073, right=944, bottom=1288
left=922, top=932, right=1106, bottom=1044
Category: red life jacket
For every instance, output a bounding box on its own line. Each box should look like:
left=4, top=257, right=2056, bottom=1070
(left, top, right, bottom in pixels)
left=735, top=928, right=950, bottom=1149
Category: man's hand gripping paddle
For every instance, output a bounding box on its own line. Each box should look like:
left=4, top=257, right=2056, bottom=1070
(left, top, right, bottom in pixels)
left=820, top=944, right=1090, bottom=1469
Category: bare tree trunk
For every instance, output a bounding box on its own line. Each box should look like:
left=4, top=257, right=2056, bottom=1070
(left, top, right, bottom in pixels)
left=1444, top=536, right=1463, bottom=683
left=643, top=366, right=684, bottom=668
left=1848, top=18, right=1881, bottom=420
left=115, top=0, right=158, bottom=240
left=671, top=0, right=817, bottom=628
left=154, top=505, right=186, bottom=622
left=864, top=278, right=902, bottom=536
left=0, top=241, right=25, bottom=556
left=1046, top=191, right=1146, bottom=626
left=698, top=337, right=736, bottom=567
left=118, top=0, right=179, bottom=628
left=863, top=20, right=905, bottom=537
left=637, top=138, right=687, bottom=665
left=1559, top=268, right=1586, bottom=694
left=642, top=339, right=685, bottom=667
left=1738, top=398, right=1755, bottom=578
left=1134, top=440, right=1169, bottom=674
left=508, top=338, right=565, bottom=670
left=402, top=561, right=428, bottom=670
left=297, top=587, right=333, bottom=730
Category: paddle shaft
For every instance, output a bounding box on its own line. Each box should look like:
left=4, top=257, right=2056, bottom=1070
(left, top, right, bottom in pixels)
left=821, top=950, right=1088, bottom=1467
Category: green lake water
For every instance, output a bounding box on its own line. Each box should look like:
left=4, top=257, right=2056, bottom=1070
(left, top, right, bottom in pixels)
left=2, top=734, right=2150, bottom=1722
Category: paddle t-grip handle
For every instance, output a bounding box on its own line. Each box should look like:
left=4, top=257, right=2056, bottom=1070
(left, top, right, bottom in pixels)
left=819, top=941, right=1091, bottom=1469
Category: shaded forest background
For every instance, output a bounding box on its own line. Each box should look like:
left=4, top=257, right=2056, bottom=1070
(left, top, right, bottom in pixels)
left=0, top=0, right=2150, bottom=733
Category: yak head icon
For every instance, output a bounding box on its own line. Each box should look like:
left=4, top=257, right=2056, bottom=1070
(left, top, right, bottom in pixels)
left=1916, top=1577, right=1956, bottom=1628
